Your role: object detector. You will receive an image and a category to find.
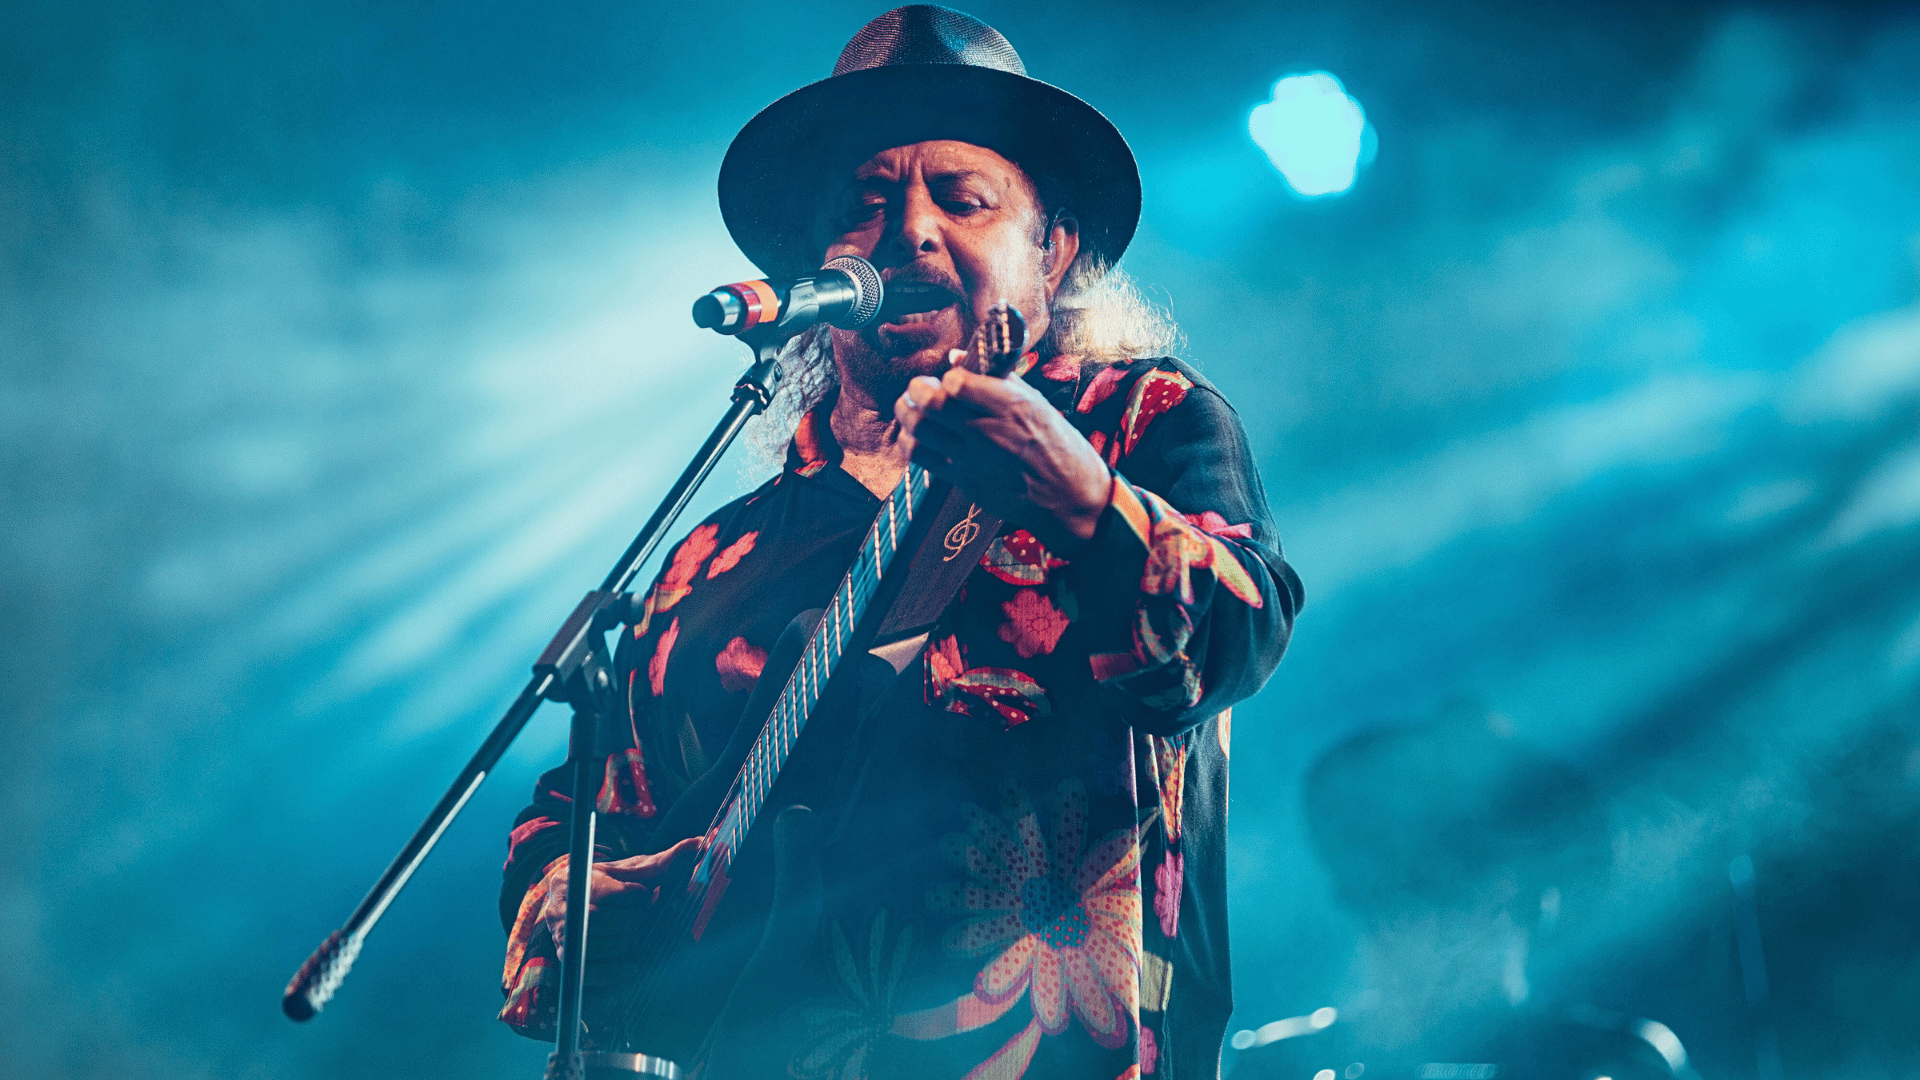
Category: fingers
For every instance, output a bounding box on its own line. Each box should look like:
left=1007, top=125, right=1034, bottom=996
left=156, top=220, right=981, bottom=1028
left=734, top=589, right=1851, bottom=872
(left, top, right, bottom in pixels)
left=599, top=835, right=703, bottom=882
left=592, top=878, right=660, bottom=907
left=907, top=406, right=969, bottom=455
left=894, top=375, right=947, bottom=454
left=895, top=363, right=1058, bottom=508
left=897, top=373, right=995, bottom=443
left=940, top=366, right=1033, bottom=410
left=895, top=374, right=948, bottom=420
left=543, top=848, right=692, bottom=938
left=660, top=834, right=704, bottom=869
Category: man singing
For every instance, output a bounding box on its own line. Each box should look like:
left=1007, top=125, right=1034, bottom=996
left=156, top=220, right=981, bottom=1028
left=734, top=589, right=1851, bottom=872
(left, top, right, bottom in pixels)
left=497, top=7, right=1303, bottom=1078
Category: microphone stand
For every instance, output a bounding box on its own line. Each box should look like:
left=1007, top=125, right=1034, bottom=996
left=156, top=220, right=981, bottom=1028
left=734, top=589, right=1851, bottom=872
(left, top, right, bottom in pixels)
left=283, top=324, right=797, bottom=1080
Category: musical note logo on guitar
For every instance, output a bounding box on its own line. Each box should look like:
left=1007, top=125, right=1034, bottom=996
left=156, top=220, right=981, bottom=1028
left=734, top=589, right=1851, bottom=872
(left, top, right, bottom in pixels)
left=942, top=504, right=982, bottom=561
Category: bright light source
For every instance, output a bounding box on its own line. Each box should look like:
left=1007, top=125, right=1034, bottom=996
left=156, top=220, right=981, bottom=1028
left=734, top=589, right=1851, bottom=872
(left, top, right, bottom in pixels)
left=1635, top=1020, right=1688, bottom=1070
left=1249, top=73, right=1370, bottom=197
left=1232, top=1008, right=1342, bottom=1050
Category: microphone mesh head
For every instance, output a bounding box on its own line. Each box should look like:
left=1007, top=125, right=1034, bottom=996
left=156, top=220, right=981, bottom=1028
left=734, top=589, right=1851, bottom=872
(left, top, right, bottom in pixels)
left=823, top=255, right=884, bottom=328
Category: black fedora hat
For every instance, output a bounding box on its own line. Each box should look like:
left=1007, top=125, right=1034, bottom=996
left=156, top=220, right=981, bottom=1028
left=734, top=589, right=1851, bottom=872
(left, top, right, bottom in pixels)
left=718, top=5, right=1141, bottom=279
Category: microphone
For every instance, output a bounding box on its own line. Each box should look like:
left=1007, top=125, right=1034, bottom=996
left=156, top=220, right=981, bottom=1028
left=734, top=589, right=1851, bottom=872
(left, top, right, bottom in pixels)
left=692, top=255, right=884, bottom=336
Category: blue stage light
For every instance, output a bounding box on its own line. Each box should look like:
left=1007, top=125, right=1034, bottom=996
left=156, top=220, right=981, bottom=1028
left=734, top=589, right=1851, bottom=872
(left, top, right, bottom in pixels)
left=1249, top=72, right=1371, bottom=197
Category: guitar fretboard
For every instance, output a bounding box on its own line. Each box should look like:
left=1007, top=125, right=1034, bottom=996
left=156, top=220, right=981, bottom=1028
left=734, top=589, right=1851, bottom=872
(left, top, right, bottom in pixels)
left=691, top=461, right=934, bottom=890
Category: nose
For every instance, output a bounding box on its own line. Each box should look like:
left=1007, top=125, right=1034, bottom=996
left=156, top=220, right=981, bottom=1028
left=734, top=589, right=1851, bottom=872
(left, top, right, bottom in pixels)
left=890, top=182, right=943, bottom=263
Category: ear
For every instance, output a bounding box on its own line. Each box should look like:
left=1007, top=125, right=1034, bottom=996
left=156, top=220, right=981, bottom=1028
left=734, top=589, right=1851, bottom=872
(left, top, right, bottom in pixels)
left=1042, top=211, right=1080, bottom=296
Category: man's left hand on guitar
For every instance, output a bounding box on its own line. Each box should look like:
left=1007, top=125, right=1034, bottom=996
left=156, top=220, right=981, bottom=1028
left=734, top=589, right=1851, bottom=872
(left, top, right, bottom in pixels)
left=894, top=359, right=1114, bottom=554
left=539, top=836, right=702, bottom=961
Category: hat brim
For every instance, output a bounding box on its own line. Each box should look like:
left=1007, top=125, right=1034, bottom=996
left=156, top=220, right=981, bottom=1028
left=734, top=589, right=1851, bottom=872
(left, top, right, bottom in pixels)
left=719, top=64, right=1141, bottom=279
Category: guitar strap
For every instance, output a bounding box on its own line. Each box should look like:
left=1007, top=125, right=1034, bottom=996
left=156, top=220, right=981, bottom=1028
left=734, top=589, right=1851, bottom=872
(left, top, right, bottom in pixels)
left=865, top=483, right=1002, bottom=674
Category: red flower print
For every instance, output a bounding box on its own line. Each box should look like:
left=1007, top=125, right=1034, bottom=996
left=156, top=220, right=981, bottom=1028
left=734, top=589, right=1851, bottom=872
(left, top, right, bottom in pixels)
left=706, top=530, right=758, bottom=579
left=944, top=668, right=1051, bottom=728
left=928, top=778, right=1142, bottom=1050
left=927, top=634, right=967, bottom=699
left=499, top=854, right=569, bottom=1033
left=653, top=523, right=719, bottom=612
left=715, top=635, right=767, bottom=694
left=927, top=640, right=1050, bottom=729
left=998, top=589, right=1070, bottom=658
left=1119, top=369, right=1193, bottom=457
left=1129, top=488, right=1264, bottom=609
left=1139, top=518, right=1213, bottom=605
left=498, top=955, right=553, bottom=1033
left=1088, top=430, right=1107, bottom=457
left=1151, top=738, right=1187, bottom=844
left=980, top=530, right=1068, bottom=586
left=792, top=409, right=830, bottom=477
left=1153, top=852, right=1183, bottom=939
left=630, top=593, right=657, bottom=638
left=1131, top=606, right=1203, bottom=709
left=596, top=747, right=657, bottom=818
left=1040, top=354, right=1083, bottom=382
left=1139, top=1024, right=1159, bottom=1074
left=1076, top=364, right=1127, bottom=413
left=503, top=817, right=561, bottom=873
left=648, top=616, right=680, bottom=697
left=1182, top=510, right=1253, bottom=539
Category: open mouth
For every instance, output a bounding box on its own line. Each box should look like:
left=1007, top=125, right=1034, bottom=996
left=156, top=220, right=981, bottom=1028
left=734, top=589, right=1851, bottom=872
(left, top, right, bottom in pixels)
left=878, top=281, right=961, bottom=325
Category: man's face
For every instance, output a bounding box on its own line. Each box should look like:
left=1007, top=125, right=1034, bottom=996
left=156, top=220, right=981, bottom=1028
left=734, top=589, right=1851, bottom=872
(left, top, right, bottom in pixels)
left=818, top=140, right=1067, bottom=398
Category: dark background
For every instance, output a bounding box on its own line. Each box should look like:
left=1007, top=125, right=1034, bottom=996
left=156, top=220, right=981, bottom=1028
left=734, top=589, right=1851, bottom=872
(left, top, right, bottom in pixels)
left=5, top=1, right=1919, bottom=1076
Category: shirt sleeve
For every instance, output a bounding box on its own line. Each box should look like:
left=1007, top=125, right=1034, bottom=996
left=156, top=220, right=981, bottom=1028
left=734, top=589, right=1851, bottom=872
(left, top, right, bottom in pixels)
left=1061, top=361, right=1303, bottom=735
left=494, top=528, right=698, bottom=1037
left=495, top=701, right=665, bottom=1036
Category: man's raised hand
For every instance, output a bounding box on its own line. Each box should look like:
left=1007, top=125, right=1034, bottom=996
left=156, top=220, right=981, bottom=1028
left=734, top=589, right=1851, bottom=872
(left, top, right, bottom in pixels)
left=894, top=358, right=1113, bottom=553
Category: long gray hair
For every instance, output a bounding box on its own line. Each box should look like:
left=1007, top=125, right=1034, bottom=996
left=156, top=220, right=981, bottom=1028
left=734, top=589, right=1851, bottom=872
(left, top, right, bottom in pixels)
left=741, top=257, right=1182, bottom=472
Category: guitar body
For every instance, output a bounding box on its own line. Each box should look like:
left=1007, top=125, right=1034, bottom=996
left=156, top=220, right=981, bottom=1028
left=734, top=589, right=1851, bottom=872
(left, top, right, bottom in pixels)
left=580, top=306, right=1029, bottom=1071
left=584, top=613, right=891, bottom=1064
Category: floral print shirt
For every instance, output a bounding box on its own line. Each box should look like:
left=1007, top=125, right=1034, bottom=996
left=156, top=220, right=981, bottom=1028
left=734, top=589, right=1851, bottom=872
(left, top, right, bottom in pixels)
left=499, top=355, right=1303, bottom=1080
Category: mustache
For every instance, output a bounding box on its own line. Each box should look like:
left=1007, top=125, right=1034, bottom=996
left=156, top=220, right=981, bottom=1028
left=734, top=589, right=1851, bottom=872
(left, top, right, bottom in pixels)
left=879, top=264, right=964, bottom=298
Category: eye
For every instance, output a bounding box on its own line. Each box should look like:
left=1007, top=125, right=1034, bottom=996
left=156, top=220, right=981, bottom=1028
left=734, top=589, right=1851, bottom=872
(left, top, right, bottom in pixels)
left=840, top=195, right=887, bottom=229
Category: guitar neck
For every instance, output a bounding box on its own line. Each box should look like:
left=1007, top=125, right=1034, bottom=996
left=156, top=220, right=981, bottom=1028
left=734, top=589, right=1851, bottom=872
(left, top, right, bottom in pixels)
left=695, top=461, right=938, bottom=882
